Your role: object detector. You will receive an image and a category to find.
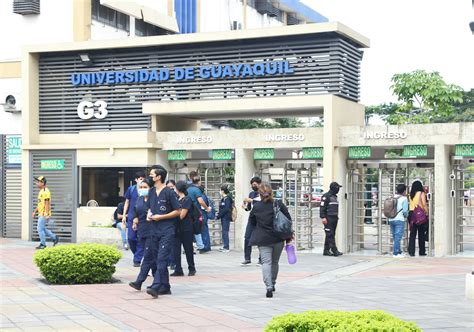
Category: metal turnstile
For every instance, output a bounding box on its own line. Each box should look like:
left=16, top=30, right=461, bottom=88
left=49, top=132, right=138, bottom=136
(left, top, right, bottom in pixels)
left=257, top=161, right=324, bottom=251
left=347, top=161, right=434, bottom=255
left=452, top=158, right=474, bottom=254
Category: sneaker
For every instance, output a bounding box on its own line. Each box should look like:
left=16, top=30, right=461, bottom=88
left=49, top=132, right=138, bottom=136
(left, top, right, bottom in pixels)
left=266, top=289, right=273, bottom=298
left=188, top=269, right=196, bottom=276
left=241, top=260, right=252, bottom=266
left=36, top=244, right=46, bottom=250
left=53, top=236, right=59, bottom=246
left=158, top=288, right=172, bottom=295
left=123, top=244, right=129, bottom=250
left=133, top=262, right=141, bottom=267
left=332, top=250, right=343, bottom=257
left=219, top=248, right=230, bottom=253
left=128, top=281, right=142, bottom=291
left=170, top=271, right=184, bottom=277
left=198, top=249, right=208, bottom=254
left=146, top=288, right=159, bottom=298
left=323, top=250, right=334, bottom=256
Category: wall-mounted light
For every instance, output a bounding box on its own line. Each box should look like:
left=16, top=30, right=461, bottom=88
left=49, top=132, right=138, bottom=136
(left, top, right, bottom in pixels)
left=79, top=53, right=93, bottom=66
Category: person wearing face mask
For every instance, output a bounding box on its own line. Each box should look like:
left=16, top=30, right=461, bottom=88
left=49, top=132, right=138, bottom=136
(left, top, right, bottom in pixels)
left=241, top=176, right=262, bottom=266
left=128, top=177, right=157, bottom=291
left=320, top=182, right=343, bottom=257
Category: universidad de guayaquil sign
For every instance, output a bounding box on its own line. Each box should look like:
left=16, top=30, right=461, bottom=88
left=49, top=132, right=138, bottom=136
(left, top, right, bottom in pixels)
left=71, top=60, right=294, bottom=86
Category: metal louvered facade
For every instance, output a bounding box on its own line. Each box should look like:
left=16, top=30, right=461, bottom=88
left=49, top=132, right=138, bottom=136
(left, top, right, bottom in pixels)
left=30, top=150, right=77, bottom=242
left=38, top=32, right=363, bottom=133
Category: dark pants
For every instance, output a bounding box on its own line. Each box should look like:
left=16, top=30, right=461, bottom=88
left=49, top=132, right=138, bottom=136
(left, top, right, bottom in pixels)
left=408, top=222, right=428, bottom=256
left=135, top=236, right=157, bottom=284
left=244, top=222, right=255, bottom=261
left=221, top=217, right=231, bottom=249
left=127, top=221, right=144, bottom=264
left=149, top=231, right=174, bottom=292
left=324, top=217, right=338, bottom=252
left=173, top=229, right=195, bottom=273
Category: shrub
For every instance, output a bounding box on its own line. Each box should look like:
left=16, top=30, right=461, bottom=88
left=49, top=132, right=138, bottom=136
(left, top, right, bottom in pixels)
left=34, top=243, right=122, bottom=285
left=265, top=310, right=421, bottom=332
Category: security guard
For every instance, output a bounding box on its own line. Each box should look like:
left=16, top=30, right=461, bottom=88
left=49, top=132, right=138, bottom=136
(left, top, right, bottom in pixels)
left=320, top=182, right=343, bottom=256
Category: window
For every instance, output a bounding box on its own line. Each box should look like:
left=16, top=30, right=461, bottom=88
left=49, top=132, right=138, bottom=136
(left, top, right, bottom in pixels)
left=135, top=19, right=171, bottom=37
left=81, top=167, right=146, bottom=207
left=91, top=0, right=130, bottom=32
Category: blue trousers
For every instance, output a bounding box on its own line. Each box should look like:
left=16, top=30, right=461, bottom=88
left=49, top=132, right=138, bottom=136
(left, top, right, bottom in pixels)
left=37, top=216, right=57, bottom=246
left=149, top=231, right=175, bottom=292
left=221, top=218, right=231, bottom=249
left=135, top=236, right=157, bottom=284
left=127, top=221, right=143, bottom=264
left=201, top=215, right=211, bottom=251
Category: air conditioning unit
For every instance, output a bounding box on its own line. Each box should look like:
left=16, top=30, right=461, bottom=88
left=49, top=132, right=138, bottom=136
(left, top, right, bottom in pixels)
left=13, top=0, right=40, bottom=15
left=231, top=21, right=242, bottom=30
left=255, top=1, right=279, bottom=17
left=1, top=94, right=21, bottom=113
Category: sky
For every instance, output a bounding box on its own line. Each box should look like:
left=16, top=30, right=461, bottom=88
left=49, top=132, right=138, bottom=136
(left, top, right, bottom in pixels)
left=301, top=0, right=474, bottom=106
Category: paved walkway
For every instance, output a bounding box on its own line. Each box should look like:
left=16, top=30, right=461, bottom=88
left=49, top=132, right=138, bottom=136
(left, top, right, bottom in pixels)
left=1, top=238, right=473, bottom=331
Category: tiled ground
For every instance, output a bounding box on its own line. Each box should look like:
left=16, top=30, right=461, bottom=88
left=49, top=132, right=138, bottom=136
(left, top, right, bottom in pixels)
left=1, top=238, right=473, bottom=331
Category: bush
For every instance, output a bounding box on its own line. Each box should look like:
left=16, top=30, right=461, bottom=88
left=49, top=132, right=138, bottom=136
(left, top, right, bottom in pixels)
left=265, top=310, right=421, bottom=332
left=34, top=243, right=122, bottom=285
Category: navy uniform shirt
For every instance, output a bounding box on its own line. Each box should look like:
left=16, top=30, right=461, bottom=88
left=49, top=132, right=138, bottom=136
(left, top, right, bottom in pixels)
left=148, top=186, right=180, bottom=233
left=132, top=196, right=151, bottom=239
left=124, top=185, right=139, bottom=223
left=178, top=196, right=193, bottom=232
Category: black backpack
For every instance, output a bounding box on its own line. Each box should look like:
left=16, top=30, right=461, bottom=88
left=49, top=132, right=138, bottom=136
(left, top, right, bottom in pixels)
left=273, top=200, right=293, bottom=240
left=189, top=203, right=203, bottom=235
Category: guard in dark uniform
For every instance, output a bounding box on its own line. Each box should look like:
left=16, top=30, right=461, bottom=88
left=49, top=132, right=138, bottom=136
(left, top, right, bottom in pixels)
left=320, top=182, right=343, bottom=256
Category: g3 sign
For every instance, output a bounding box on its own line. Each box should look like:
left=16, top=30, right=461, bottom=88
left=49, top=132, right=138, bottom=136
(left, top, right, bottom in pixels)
left=77, top=100, right=108, bottom=120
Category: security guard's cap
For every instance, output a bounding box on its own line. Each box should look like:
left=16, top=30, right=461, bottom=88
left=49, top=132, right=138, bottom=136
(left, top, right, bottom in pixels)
left=34, top=176, right=47, bottom=184
left=330, top=182, right=342, bottom=190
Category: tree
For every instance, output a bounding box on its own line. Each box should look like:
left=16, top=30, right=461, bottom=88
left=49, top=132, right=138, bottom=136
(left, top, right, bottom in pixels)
left=389, top=70, right=464, bottom=124
left=365, top=103, right=400, bottom=125
left=229, top=117, right=304, bottom=129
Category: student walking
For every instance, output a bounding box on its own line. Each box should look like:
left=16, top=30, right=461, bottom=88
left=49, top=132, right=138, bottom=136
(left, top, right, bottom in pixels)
left=217, top=185, right=233, bottom=252
left=145, top=165, right=181, bottom=298
left=122, top=171, right=146, bottom=266
left=33, top=176, right=59, bottom=249
left=249, top=183, right=292, bottom=298
left=388, top=184, right=409, bottom=257
left=128, top=177, right=157, bottom=291
left=320, top=182, right=343, bottom=256
left=170, top=181, right=197, bottom=277
left=408, top=180, right=429, bottom=256
left=241, top=176, right=262, bottom=266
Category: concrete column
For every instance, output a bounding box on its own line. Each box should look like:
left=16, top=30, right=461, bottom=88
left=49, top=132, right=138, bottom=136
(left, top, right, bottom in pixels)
left=234, top=149, right=256, bottom=250
left=434, top=144, right=453, bottom=256
left=334, top=147, right=348, bottom=252
left=155, top=150, right=172, bottom=174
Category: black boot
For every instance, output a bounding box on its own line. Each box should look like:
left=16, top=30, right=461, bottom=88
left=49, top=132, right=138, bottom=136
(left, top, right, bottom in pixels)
left=128, top=281, right=142, bottom=291
left=332, top=249, right=343, bottom=256
left=323, top=250, right=334, bottom=256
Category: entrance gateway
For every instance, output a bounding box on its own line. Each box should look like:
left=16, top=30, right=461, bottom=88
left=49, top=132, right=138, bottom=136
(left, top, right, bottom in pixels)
left=17, top=23, right=473, bottom=257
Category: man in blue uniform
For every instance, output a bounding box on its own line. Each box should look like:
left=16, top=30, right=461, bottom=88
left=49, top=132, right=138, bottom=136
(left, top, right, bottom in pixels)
left=320, top=182, right=343, bottom=257
left=146, top=165, right=180, bottom=298
left=241, top=176, right=261, bottom=265
left=122, top=171, right=146, bottom=266
left=187, top=173, right=211, bottom=253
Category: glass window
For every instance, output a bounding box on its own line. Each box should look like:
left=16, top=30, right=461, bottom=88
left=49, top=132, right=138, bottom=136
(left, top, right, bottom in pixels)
left=91, top=0, right=130, bottom=32
left=81, top=167, right=146, bottom=207
left=135, top=18, right=170, bottom=36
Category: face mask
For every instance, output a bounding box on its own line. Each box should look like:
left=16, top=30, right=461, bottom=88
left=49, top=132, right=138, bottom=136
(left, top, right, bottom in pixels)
left=138, top=188, right=149, bottom=197
left=252, top=185, right=258, bottom=191
left=332, top=188, right=340, bottom=195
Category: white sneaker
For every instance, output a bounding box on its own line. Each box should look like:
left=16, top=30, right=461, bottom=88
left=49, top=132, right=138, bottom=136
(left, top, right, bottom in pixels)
left=219, top=248, right=230, bottom=253
left=393, top=254, right=404, bottom=258
left=123, top=244, right=129, bottom=250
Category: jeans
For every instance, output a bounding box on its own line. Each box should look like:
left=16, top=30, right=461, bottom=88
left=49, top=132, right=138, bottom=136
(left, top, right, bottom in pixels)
left=258, top=242, right=284, bottom=290
left=221, top=218, right=231, bottom=249
left=37, top=216, right=57, bottom=246
left=194, top=233, right=205, bottom=250
left=115, top=222, right=127, bottom=245
left=201, top=214, right=211, bottom=251
left=390, top=219, right=405, bottom=255
left=244, top=221, right=255, bottom=261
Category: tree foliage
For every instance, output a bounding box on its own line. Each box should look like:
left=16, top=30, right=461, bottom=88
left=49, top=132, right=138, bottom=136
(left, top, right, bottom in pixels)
left=229, top=117, right=304, bottom=129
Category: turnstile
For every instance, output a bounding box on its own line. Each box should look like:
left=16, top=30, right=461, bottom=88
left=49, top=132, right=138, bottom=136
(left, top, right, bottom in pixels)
left=347, top=161, right=434, bottom=255
left=452, top=158, right=474, bottom=254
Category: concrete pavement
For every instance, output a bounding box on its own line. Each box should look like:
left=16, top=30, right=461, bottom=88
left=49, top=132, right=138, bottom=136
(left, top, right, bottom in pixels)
left=1, top=238, right=473, bottom=331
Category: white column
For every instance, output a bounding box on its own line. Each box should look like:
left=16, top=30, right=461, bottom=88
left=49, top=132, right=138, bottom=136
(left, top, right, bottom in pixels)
left=434, top=144, right=453, bottom=256
left=234, top=148, right=256, bottom=250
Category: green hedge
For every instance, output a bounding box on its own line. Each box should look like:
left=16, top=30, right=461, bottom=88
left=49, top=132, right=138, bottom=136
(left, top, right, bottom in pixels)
left=265, top=310, right=421, bottom=332
left=34, top=243, right=122, bottom=285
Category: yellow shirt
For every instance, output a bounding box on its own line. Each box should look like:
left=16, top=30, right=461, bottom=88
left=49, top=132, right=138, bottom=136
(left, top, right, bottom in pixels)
left=37, top=188, right=52, bottom=217
left=409, top=191, right=428, bottom=214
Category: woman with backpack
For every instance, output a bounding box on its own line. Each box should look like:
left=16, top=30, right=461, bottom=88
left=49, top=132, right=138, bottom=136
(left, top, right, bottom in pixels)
left=408, top=180, right=429, bottom=256
left=170, top=181, right=197, bottom=277
left=217, top=185, right=233, bottom=252
left=249, top=183, right=293, bottom=298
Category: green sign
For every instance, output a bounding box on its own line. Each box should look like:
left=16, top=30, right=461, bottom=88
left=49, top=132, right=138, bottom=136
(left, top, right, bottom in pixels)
left=403, top=145, right=427, bottom=157
left=40, top=159, right=65, bottom=170
left=6, top=135, right=22, bottom=164
left=455, top=144, right=474, bottom=157
left=254, top=148, right=275, bottom=160
left=348, top=146, right=372, bottom=159
left=302, top=147, right=323, bottom=159
left=212, top=149, right=233, bottom=160
left=168, top=150, right=186, bottom=161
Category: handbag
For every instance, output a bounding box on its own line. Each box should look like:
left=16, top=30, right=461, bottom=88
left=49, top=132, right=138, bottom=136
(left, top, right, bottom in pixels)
left=412, top=193, right=428, bottom=225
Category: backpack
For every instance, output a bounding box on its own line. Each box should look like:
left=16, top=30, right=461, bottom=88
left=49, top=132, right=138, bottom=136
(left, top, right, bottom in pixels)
left=206, top=197, right=216, bottom=220
left=383, top=196, right=400, bottom=218
left=412, top=193, right=428, bottom=225
left=273, top=200, right=293, bottom=240
left=189, top=203, right=203, bottom=234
